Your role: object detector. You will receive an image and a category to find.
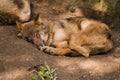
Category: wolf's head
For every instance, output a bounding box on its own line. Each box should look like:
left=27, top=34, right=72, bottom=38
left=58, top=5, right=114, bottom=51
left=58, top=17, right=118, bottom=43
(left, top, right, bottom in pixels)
left=16, top=14, right=49, bottom=49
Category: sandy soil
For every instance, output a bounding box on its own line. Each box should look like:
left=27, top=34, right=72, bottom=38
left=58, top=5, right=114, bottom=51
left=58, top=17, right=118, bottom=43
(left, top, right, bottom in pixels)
left=0, top=0, right=120, bottom=80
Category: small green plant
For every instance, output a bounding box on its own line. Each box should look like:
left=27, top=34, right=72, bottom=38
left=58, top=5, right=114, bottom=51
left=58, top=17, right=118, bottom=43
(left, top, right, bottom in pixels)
left=31, top=62, right=58, bottom=80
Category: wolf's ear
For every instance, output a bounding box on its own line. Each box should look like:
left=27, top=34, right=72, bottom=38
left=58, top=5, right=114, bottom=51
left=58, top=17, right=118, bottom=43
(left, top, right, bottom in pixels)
left=16, top=21, right=23, bottom=31
left=34, top=13, right=42, bottom=25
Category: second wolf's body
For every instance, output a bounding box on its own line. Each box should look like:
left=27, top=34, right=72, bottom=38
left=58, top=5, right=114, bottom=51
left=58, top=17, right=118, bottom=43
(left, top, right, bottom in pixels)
left=0, top=0, right=31, bottom=24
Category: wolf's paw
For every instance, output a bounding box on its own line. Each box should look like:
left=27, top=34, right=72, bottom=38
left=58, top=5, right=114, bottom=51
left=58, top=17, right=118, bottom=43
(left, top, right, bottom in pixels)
left=40, top=46, right=53, bottom=54
left=80, top=47, right=90, bottom=57
left=39, top=46, right=45, bottom=51
left=75, top=46, right=90, bottom=57
left=82, top=52, right=89, bottom=57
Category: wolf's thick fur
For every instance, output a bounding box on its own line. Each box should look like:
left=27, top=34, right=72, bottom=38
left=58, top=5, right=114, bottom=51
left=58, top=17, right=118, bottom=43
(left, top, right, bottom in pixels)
left=16, top=15, right=113, bottom=57
left=0, top=0, right=31, bottom=24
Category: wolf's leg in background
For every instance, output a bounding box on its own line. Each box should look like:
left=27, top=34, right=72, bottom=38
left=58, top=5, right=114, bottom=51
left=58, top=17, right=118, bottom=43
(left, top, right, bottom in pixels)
left=69, top=35, right=90, bottom=57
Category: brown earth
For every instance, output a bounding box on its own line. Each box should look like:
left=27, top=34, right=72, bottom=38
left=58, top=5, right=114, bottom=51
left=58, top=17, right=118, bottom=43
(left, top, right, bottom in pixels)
left=0, top=0, right=120, bottom=80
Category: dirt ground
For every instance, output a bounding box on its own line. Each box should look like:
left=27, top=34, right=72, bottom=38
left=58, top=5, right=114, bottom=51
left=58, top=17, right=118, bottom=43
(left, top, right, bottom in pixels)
left=0, top=0, right=120, bottom=80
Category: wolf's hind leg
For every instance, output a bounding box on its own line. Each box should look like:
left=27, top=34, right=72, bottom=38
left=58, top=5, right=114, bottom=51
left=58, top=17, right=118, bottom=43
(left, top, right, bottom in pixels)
left=69, top=35, right=90, bottom=57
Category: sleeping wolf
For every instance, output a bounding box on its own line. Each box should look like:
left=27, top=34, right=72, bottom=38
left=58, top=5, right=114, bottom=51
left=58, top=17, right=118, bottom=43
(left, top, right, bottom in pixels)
left=16, top=15, right=113, bottom=57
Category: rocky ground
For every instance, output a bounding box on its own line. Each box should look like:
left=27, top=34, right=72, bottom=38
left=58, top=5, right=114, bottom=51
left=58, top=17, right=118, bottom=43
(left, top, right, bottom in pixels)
left=0, top=0, right=120, bottom=80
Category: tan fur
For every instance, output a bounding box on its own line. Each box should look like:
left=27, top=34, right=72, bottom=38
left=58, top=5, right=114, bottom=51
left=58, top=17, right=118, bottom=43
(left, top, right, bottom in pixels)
left=16, top=16, right=113, bottom=57
left=0, top=0, right=31, bottom=24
